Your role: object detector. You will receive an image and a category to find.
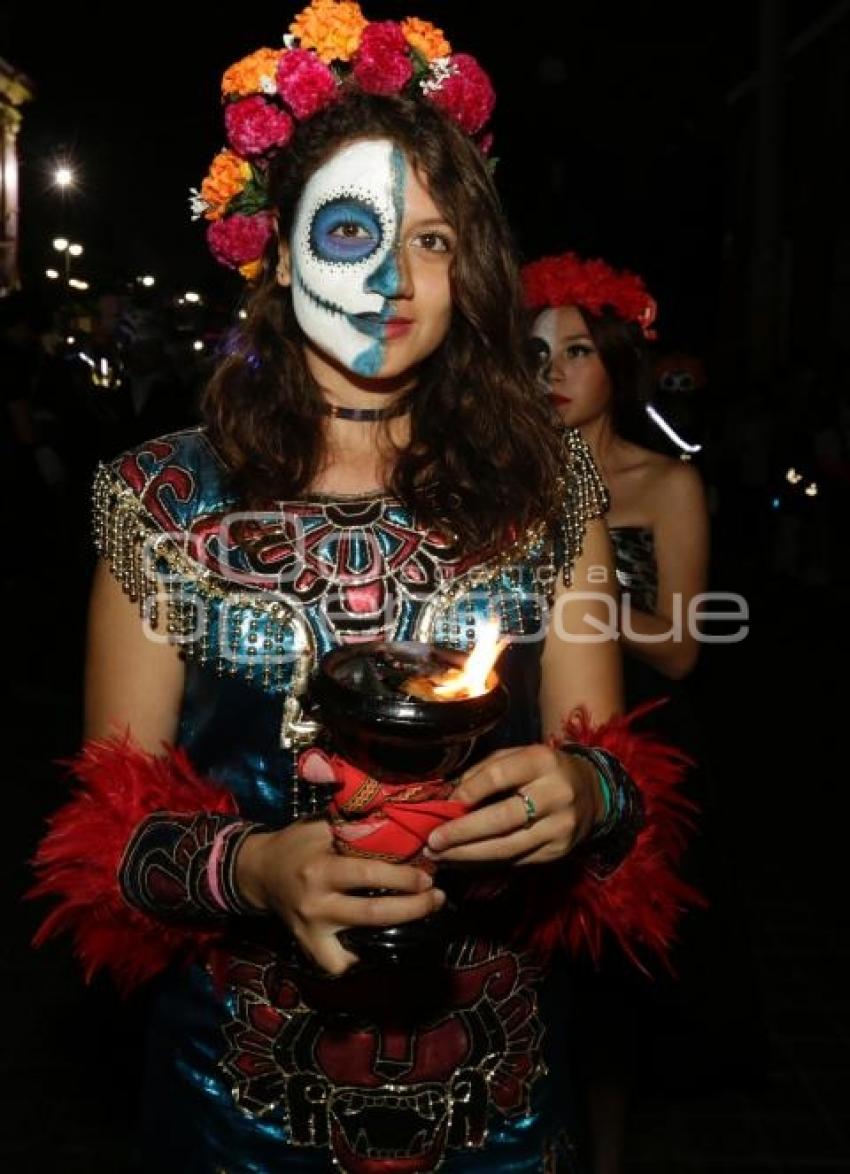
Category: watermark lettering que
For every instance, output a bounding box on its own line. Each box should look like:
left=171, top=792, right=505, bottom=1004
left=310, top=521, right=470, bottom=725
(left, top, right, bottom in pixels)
left=549, top=589, right=748, bottom=644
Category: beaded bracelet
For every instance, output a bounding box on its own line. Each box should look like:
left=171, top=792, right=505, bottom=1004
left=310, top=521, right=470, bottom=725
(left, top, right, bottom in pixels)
left=561, top=743, right=646, bottom=878
left=206, top=821, right=269, bottom=917
left=593, top=766, right=613, bottom=823
left=119, top=813, right=269, bottom=923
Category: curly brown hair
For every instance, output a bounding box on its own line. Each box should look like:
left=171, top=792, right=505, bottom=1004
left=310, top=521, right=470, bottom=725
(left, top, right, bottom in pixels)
left=202, top=89, right=563, bottom=554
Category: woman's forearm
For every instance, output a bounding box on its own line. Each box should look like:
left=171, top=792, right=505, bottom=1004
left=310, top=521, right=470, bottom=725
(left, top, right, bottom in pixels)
left=619, top=604, right=698, bottom=679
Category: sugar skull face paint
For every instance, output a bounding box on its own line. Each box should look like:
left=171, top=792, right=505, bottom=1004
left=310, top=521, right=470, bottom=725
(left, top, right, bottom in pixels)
left=531, top=305, right=612, bottom=426
left=290, top=138, right=408, bottom=378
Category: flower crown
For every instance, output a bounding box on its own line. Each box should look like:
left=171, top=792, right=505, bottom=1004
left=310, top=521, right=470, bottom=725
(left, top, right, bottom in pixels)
left=191, top=0, right=496, bottom=280
left=522, top=252, right=658, bottom=340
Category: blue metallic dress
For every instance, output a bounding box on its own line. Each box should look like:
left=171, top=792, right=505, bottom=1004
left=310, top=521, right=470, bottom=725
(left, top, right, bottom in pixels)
left=93, top=425, right=608, bottom=1173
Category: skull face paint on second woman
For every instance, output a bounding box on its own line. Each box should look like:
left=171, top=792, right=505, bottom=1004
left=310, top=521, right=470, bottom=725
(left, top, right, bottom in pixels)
left=286, top=137, right=455, bottom=381
left=531, top=304, right=613, bottom=427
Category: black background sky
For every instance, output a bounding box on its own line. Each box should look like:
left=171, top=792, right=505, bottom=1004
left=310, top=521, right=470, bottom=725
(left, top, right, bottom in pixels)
left=2, top=1, right=835, bottom=351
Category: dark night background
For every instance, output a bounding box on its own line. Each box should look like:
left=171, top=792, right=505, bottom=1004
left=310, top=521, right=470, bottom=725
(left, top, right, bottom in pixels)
left=2, top=2, right=850, bottom=1170
left=7, top=1, right=849, bottom=369
left=0, top=3, right=784, bottom=341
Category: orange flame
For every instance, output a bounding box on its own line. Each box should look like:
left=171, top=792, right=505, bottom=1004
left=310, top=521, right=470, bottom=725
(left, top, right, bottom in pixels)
left=432, top=619, right=507, bottom=700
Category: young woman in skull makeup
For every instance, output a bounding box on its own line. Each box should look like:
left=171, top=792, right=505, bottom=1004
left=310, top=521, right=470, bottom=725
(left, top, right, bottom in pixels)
left=33, top=9, right=694, bottom=1171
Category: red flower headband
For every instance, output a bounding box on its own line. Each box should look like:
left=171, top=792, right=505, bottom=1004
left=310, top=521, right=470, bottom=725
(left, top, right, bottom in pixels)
left=192, top=1, right=496, bottom=280
left=522, top=252, right=658, bottom=340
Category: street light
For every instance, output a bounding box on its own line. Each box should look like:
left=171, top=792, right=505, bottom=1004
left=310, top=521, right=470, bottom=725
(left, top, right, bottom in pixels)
left=52, top=237, right=85, bottom=282
left=45, top=268, right=60, bottom=280
left=54, top=165, right=75, bottom=188
left=139, top=275, right=156, bottom=287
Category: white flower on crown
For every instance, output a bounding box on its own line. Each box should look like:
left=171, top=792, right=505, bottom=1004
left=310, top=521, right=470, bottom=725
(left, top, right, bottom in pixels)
left=188, top=188, right=209, bottom=221
left=420, top=56, right=456, bottom=96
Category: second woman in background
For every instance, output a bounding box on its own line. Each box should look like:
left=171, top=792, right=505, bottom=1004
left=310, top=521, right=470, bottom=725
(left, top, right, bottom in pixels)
left=524, top=253, right=709, bottom=686
left=523, top=253, right=711, bottom=1174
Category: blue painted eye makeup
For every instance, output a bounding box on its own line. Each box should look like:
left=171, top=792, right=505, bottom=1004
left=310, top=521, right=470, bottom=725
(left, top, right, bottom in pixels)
left=290, top=139, right=410, bottom=377
left=310, top=198, right=383, bottom=264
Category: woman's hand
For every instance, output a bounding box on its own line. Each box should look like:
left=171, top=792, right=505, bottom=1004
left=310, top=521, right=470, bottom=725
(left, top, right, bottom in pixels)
left=425, top=744, right=605, bottom=867
left=236, top=819, right=445, bottom=976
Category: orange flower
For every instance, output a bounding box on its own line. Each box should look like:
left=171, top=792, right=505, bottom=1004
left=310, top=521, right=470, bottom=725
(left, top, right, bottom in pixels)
left=401, top=17, right=451, bottom=61
left=289, top=0, right=368, bottom=64
left=200, top=150, right=252, bottom=220
left=239, top=259, right=264, bottom=282
left=222, top=48, right=282, bottom=98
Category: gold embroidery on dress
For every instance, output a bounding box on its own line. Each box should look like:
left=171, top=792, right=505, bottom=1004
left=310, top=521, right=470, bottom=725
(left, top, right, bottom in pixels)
left=92, top=428, right=606, bottom=691
left=92, top=464, right=314, bottom=692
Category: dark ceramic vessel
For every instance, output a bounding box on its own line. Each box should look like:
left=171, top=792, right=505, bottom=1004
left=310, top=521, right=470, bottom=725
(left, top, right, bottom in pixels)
left=312, top=641, right=508, bottom=966
left=313, top=641, right=508, bottom=781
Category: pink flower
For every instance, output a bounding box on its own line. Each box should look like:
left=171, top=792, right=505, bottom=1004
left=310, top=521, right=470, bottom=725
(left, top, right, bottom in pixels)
left=352, top=22, right=413, bottom=95
left=425, top=53, right=495, bottom=135
left=276, top=48, right=339, bottom=119
left=207, top=213, right=274, bottom=269
left=224, top=97, right=294, bottom=158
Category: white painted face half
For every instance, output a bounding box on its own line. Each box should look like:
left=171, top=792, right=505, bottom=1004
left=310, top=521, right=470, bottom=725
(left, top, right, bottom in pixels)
left=289, top=138, right=407, bottom=378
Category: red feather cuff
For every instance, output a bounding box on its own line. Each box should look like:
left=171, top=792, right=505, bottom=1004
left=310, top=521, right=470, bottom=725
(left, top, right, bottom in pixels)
left=29, top=735, right=238, bottom=994
left=502, top=703, right=701, bottom=970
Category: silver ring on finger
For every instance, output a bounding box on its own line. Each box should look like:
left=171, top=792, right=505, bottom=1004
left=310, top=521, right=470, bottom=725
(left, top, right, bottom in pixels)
left=516, top=789, right=538, bottom=828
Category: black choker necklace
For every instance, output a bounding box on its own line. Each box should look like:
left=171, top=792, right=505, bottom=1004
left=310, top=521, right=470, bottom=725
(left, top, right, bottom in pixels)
left=322, top=398, right=411, bottom=422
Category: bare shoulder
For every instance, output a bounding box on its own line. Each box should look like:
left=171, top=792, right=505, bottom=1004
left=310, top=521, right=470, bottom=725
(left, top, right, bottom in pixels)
left=616, top=438, right=698, bottom=491
left=611, top=440, right=705, bottom=517
left=643, top=454, right=707, bottom=522
left=654, top=454, right=704, bottom=496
